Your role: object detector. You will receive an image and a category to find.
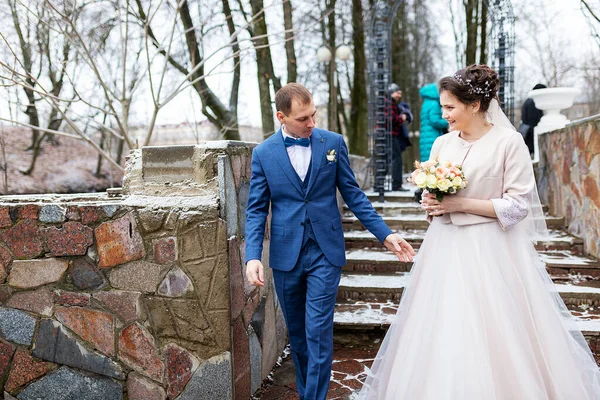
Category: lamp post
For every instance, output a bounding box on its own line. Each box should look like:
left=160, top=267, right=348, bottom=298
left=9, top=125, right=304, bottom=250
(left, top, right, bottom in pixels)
left=317, top=45, right=351, bottom=133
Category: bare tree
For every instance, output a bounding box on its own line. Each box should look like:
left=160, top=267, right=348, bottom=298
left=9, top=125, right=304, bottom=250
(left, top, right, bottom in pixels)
left=347, top=0, right=368, bottom=156
left=283, top=0, right=298, bottom=83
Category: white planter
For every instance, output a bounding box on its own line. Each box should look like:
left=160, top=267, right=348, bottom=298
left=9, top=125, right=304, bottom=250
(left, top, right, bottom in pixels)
left=529, top=87, right=580, bottom=134
left=529, top=87, right=580, bottom=163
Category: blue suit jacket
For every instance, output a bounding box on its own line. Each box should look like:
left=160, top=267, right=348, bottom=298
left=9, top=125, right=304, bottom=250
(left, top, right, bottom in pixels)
left=245, top=128, right=392, bottom=271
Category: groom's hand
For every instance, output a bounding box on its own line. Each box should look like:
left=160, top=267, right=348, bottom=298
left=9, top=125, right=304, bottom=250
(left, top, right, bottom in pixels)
left=246, top=259, right=265, bottom=287
left=384, top=233, right=416, bottom=262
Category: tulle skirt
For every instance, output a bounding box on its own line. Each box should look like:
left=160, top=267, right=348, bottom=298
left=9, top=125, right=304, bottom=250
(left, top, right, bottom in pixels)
left=359, top=218, right=600, bottom=400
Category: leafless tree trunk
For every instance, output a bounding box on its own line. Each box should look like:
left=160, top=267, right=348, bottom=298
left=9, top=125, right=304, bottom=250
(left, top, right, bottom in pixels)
left=8, top=0, right=41, bottom=150
left=348, top=0, right=368, bottom=156
left=479, top=0, right=488, bottom=64
left=465, top=0, right=477, bottom=65
left=222, top=0, right=241, bottom=117
left=0, top=127, right=8, bottom=194
left=283, top=0, right=297, bottom=83
left=326, top=0, right=338, bottom=133
left=179, top=1, right=241, bottom=140
left=249, top=0, right=276, bottom=138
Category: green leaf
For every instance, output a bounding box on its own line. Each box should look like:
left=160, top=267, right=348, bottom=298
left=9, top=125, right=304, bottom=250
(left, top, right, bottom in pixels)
left=436, top=192, right=444, bottom=202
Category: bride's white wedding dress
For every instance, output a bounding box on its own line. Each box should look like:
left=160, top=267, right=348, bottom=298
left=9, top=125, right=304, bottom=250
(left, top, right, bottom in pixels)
left=359, top=126, right=600, bottom=399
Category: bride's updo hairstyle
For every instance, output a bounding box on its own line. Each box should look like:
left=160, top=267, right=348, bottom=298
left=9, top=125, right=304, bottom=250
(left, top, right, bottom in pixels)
left=438, top=64, right=500, bottom=112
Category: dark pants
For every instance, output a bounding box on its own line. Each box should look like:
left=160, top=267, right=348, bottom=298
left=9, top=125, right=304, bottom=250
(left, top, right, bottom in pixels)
left=272, top=238, right=341, bottom=400
left=392, top=134, right=404, bottom=189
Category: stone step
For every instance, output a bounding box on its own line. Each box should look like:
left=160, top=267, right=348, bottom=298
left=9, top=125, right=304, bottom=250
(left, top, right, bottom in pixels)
left=336, top=271, right=600, bottom=306
left=342, top=215, right=566, bottom=231
left=344, top=202, right=422, bottom=216
left=343, top=229, right=584, bottom=253
left=343, top=248, right=599, bottom=275
left=332, top=300, right=600, bottom=341
left=364, top=190, right=416, bottom=203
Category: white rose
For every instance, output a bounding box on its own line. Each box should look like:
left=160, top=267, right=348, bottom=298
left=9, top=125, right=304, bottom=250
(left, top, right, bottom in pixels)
left=425, top=174, right=437, bottom=189
left=414, top=171, right=427, bottom=187
left=452, top=176, right=463, bottom=188
left=437, top=178, right=451, bottom=192
left=327, top=154, right=335, bottom=162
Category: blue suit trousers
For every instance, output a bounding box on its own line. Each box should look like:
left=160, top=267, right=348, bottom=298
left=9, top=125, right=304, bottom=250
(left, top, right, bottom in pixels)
left=272, top=238, right=341, bottom=400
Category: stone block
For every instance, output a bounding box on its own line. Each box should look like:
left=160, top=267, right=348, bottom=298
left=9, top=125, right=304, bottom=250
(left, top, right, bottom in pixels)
left=108, top=261, right=164, bottom=293
left=93, top=290, right=142, bottom=324
left=144, top=297, right=216, bottom=350
left=8, top=259, right=68, bottom=289
left=79, top=206, right=104, bottom=225
left=153, top=237, right=177, bottom=264
left=32, top=319, right=124, bottom=379
left=261, top=291, right=279, bottom=379
left=217, top=155, right=238, bottom=238
left=0, top=285, right=12, bottom=304
left=43, top=222, right=93, bottom=256
left=16, top=367, right=123, bottom=400
left=0, top=247, right=11, bottom=278
left=70, top=258, right=106, bottom=290
left=179, top=218, right=227, bottom=264
left=118, top=323, right=164, bottom=382
left=157, top=267, right=193, bottom=298
left=6, top=287, right=53, bottom=316
left=0, top=307, right=36, bottom=345
left=39, top=205, right=66, bottom=223
left=229, top=238, right=245, bottom=323
left=0, top=340, right=16, bottom=382
left=65, top=206, right=80, bottom=221
left=96, top=213, right=145, bottom=268
left=17, top=205, right=39, bottom=220
left=5, top=349, right=54, bottom=392
left=248, top=327, right=263, bottom=395
left=126, top=373, right=166, bottom=400
left=141, top=146, right=195, bottom=184
left=176, top=352, right=232, bottom=400
left=102, top=205, right=120, bottom=218
left=136, top=209, right=166, bottom=233
left=0, top=207, right=11, bottom=228
left=55, top=306, right=115, bottom=356
left=205, top=256, right=229, bottom=311
left=232, top=318, right=250, bottom=400
left=1, top=220, right=43, bottom=259
left=54, top=290, right=90, bottom=307
left=164, top=343, right=199, bottom=399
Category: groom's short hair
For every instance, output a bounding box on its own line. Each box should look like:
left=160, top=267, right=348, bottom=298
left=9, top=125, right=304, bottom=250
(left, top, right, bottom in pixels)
left=275, top=83, right=312, bottom=115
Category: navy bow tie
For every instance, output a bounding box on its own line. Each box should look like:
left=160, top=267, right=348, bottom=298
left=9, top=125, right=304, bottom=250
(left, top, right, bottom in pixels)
left=284, top=136, right=310, bottom=148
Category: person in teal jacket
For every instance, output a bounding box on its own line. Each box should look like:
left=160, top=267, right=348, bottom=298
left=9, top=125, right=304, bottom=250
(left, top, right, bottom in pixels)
left=419, top=83, right=449, bottom=161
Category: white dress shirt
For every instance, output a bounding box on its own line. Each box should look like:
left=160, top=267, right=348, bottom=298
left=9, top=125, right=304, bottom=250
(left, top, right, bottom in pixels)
left=282, top=127, right=311, bottom=182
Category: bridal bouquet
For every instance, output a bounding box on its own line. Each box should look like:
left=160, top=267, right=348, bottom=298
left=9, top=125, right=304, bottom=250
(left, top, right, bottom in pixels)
left=408, top=159, right=468, bottom=202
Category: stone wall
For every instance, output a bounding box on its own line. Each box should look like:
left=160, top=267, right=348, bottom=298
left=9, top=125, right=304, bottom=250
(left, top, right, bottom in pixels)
left=0, top=141, right=287, bottom=399
left=538, top=116, right=600, bottom=258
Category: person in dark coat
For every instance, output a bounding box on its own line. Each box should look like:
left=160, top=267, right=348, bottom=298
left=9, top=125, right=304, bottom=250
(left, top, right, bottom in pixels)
left=419, top=83, right=449, bottom=161
left=520, top=83, right=546, bottom=155
left=386, top=83, right=412, bottom=191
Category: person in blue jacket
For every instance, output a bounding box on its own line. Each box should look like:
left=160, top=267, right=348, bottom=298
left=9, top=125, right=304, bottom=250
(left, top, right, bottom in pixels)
left=419, top=83, right=449, bottom=162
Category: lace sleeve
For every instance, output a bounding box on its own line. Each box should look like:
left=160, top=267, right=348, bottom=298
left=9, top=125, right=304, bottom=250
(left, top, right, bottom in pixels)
left=491, top=195, right=528, bottom=230
left=491, top=133, right=536, bottom=231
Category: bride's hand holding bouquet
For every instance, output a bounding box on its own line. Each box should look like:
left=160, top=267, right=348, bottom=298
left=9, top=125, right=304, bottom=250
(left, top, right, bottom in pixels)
left=408, top=159, right=468, bottom=216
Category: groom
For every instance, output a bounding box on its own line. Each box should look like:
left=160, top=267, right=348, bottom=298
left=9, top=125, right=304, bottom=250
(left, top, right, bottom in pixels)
left=245, top=83, right=414, bottom=400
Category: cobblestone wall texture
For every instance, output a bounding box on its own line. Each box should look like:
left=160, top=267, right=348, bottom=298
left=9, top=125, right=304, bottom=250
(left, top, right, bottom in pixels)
left=538, top=117, right=600, bottom=258
left=0, top=141, right=286, bottom=399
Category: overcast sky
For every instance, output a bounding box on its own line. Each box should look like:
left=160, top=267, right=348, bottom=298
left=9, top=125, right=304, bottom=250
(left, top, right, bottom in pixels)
left=1, top=0, right=597, bottom=133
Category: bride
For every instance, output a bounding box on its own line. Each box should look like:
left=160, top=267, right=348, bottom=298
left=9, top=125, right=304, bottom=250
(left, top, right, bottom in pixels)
left=358, top=64, right=600, bottom=399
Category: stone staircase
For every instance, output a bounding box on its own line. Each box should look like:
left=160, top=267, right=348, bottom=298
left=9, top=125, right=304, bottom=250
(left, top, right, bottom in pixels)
left=329, top=188, right=600, bottom=397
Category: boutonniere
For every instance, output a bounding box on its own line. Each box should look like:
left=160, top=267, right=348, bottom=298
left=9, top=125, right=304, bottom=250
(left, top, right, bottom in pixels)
left=326, top=149, right=337, bottom=163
